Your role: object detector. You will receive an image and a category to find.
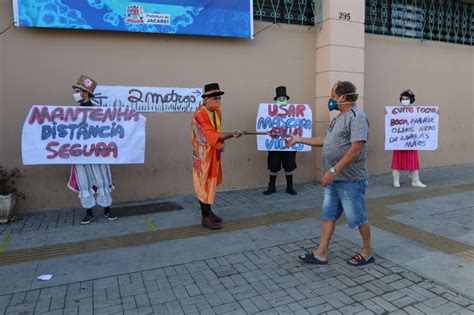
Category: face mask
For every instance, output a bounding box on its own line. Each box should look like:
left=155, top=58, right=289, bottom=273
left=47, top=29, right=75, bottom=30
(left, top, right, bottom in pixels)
left=206, top=101, right=221, bottom=112
left=73, top=92, right=83, bottom=102
left=276, top=99, right=288, bottom=105
left=327, top=98, right=339, bottom=111
left=401, top=99, right=411, bottom=106
left=327, top=93, right=358, bottom=111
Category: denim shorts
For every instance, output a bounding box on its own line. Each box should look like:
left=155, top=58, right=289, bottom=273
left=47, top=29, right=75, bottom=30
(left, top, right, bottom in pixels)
left=321, top=180, right=368, bottom=228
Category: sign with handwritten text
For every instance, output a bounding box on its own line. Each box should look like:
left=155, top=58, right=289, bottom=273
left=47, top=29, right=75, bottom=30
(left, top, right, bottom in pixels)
left=256, top=103, right=312, bottom=152
left=385, top=106, right=439, bottom=150
left=22, top=106, right=146, bottom=165
left=92, top=86, right=202, bottom=112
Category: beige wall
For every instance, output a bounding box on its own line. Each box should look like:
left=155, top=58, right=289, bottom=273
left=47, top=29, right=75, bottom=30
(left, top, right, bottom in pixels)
left=1, top=0, right=472, bottom=213
left=0, top=0, right=317, bottom=212
left=364, top=34, right=474, bottom=174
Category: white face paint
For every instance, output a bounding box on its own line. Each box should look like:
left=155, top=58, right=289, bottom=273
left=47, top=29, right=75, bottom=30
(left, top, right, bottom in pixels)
left=73, top=92, right=83, bottom=102
left=401, top=99, right=411, bottom=106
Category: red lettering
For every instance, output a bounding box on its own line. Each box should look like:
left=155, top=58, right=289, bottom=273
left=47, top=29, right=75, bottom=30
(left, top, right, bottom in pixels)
left=293, top=128, right=303, bottom=137
left=286, top=105, right=296, bottom=117
left=29, top=106, right=51, bottom=125
left=45, top=142, right=119, bottom=159
left=78, top=108, right=94, bottom=122
left=83, top=144, right=95, bottom=157
left=103, top=108, right=117, bottom=122
left=129, top=109, right=140, bottom=122
left=89, top=108, right=105, bottom=122
left=296, top=105, right=305, bottom=117
left=46, top=141, right=59, bottom=159
left=109, top=142, right=118, bottom=158
left=95, top=142, right=108, bottom=157
left=390, top=119, right=409, bottom=126
left=117, top=108, right=129, bottom=121
left=392, top=107, right=414, bottom=114
left=278, top=104, right=288, bottom=118
left=51, top=108, right=64, bottom=122
left=58, top=144, right=71, bottom=159
left=70, top=144, right=82, bottom=157
left=268, top=104, right=278, bottom=117
left=64, top=107, right=79, bottom=122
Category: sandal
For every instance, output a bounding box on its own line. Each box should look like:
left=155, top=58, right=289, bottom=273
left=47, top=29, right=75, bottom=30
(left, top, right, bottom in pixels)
left=298, top=251, right=328, bottom=265
left=347, top=253, right=375, bottom=266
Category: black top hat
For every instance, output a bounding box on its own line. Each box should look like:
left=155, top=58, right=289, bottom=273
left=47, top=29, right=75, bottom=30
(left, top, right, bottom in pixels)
left=202, top=83, right=225, bottom=98
left=274, top=86, right=290, bottom=101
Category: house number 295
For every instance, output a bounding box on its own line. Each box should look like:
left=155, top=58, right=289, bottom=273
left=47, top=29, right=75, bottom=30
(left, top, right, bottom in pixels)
left=339, top=12, right=351, bottom=21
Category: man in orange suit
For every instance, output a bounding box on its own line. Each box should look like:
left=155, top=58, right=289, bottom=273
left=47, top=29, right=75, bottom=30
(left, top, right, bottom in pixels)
left=191, top=83, right=242, bottom=230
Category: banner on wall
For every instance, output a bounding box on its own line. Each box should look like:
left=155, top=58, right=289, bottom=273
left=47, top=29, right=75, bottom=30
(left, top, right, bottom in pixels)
left=92, top=86, right=202, bottom=112
left=22, top=105, right=146, bottom=165
left=256, top=103, right=312, bottom=152
left=13, top=0, right=254, bottom=39
left=385, top=106, right=439, bottom=151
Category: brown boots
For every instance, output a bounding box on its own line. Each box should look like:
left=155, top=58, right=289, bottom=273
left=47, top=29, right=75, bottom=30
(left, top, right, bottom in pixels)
left=202, top=216, right=221, bottom=230
left=200, top=201, right=223, bottom=230
left=208, top=209, right=222, bottom=223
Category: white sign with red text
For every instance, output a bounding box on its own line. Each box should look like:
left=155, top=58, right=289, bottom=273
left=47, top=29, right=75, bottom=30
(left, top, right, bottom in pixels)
left=256, top=103, right=312, bottom=152
left=22, top=105, right=146, bottom=165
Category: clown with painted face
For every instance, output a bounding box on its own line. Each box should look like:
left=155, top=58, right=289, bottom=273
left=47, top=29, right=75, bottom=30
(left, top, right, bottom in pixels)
left=67, top=75, right=117, bottom=224
left=263, top=86, right=298, bottom=196
left=191, top=83, right=243, bottom=230
left=391, top=89, right=426, bottom=188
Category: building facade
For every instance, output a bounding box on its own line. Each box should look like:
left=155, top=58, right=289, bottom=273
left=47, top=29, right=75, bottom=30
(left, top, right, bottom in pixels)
left=0, top=0, right=472, bottom=212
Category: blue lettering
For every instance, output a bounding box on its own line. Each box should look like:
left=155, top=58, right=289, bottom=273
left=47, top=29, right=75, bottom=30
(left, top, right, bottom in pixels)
left=41, top=125, right=53, bottom=140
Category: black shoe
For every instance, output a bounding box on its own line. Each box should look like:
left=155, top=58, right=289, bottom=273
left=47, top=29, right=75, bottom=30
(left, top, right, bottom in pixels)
left=263, top=187, right=276, bottom=195
left=104, top=211, right=118, bottom=221
left=81, top=214, right=93, bottom=225
left=263, top=175, right=277, bottom=195
left=285, top=174, right=297, bottom=195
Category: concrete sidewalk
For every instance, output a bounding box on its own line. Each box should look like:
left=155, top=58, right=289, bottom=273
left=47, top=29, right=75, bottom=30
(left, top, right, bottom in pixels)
left=0, top=164, right=473, bottom=314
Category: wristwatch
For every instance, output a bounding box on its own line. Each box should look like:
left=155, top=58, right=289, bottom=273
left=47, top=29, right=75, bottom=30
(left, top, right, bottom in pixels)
left=329, top=167, right=337, bottom=176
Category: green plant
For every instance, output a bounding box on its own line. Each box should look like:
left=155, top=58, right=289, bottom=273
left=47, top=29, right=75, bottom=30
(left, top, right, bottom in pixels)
left=0, top=166, right=25, bottom=199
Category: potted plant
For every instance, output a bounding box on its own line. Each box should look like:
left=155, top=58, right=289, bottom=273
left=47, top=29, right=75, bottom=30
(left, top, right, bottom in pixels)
left=0, top=166, right=24, bottom=223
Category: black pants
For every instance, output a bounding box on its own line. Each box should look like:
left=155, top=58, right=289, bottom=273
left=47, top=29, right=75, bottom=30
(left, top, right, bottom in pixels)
left=199, top=201, right=210, bottom=217
left=267, top=151, right=297, bottom=173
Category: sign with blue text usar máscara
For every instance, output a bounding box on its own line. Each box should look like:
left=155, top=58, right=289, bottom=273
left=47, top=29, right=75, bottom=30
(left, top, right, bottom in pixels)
left=256, top=103, right=313, bottom=152
left=22, top=105, right=146, bottom=165
left=13, top=0, right=253, bottom=39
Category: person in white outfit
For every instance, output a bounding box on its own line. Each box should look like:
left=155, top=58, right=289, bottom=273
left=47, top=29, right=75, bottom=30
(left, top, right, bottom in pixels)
left=67, top=75, right=118, bottom=224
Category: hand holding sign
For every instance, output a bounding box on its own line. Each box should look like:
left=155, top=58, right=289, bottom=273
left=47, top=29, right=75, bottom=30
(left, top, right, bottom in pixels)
left=285, top=134, right=298, bottom=147
left=256, top=103, right=312, bottom=151
left=232, top=130, right=243, bottom=138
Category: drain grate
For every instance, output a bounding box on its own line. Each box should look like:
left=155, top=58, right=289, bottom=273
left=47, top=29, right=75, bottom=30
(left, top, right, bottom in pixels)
left=111, top=202, right=183, bottom=217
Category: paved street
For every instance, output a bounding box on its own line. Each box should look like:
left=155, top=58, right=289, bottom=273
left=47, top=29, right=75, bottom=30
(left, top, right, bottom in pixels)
left=0, top=164, right=473, bottom=314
